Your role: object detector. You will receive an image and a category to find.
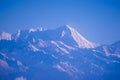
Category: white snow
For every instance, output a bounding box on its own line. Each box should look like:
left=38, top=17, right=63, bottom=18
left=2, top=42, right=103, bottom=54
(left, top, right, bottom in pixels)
left=59, top=41, right=75, bottom=50
left=51, top=41, right=69, bottom=54
left=103, top=46, right=120, bottom=58
left=103, top=46, right=110, bottom=56
left=61, top=30, right=65, bottom=37
left=57, top=45, right=69, bottom=54
left=54, top=61, right=78, bottom=75
left=29, top=27, right=47, bottom=33
left=51, top=54, right=58, bottom=59
left=66, top=25, right=95, bottom=48
left=0, top=32, right=11, bottom=40
left=39, top=50, right=47, bottom=54
left=16, top=29, right=21, bottom=38
left=17, top=60, right=23, bottom=66
left=38, top=40, right=47, bottom=47
left=92, top=49, right=103, bottom=53
left=29, top=43, right=39, bottom=52
left=37, top=27, right=47, bottom=31
left=91, top=63, right=104, bottom=70
left=111, top=54, right=120, bottom=58
left=29, top=28, right=36, bottom=33
left=54, top=65, right=66, bottom=72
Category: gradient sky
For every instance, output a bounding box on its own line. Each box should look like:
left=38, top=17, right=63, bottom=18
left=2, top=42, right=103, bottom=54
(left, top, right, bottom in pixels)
left=0, top=0, right=120, bottom=44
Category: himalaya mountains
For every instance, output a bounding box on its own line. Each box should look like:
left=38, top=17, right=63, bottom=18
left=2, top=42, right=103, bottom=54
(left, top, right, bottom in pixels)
left=0, top=25, right=120, bottom=80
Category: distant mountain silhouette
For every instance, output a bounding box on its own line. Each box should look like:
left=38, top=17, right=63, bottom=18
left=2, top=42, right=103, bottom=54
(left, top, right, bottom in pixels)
left=0, top=25, right=120, bottom=80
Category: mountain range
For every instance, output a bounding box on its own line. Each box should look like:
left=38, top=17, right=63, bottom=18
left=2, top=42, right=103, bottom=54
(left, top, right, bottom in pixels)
left=0, top=25, right=120, bottom=80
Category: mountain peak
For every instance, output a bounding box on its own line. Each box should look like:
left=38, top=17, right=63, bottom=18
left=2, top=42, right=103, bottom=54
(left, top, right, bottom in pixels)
left=58, top=25, right=96, bottom=48
left=64, top=24, right=72, bottom=29
left=29, top=27, right=47, bottom=33
left=0, top=32, right=11, bottom=40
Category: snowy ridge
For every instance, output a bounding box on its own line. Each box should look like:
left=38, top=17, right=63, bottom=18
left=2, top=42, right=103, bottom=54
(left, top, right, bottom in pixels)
left=0, top=25, right=98, bottom=48
left=0, top=32, right=11, bottom=40
left=29, top=43, right=39, bottom=52
left=37, top=27, right=47, bottom=31
left=58, top=41, right=75, bottom=50
left=51, top=41, right=69, bottom=54
left=29, top=27, right=47, bottom=33
left=15, top=29, right=21, bottom=39
left=29, top=28, right=37, bottom=33
left=65, top=25, right=95, bottom=48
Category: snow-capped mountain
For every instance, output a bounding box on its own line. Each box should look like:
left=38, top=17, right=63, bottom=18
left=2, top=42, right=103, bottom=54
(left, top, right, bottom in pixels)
left=55, top=25, right=96, bottom=48
left=0, top=25, right=120, bottom=80
left=12, top=25, right=96, bottom=49
left=0, top=32, right=11, bottom=40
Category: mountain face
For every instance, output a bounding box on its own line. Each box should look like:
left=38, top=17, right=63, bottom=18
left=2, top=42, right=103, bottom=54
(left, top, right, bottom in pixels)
left=0, top=25, right=120, bottom=80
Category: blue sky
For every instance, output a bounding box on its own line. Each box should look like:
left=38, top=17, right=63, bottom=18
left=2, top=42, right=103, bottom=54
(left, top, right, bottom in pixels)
left=0, top=0, right=120, bottom=44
